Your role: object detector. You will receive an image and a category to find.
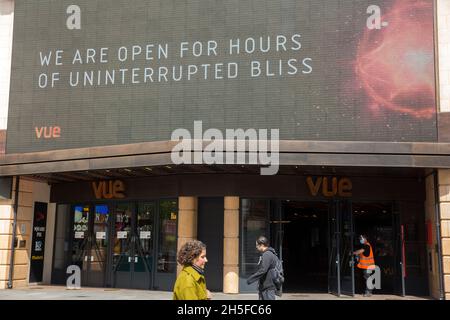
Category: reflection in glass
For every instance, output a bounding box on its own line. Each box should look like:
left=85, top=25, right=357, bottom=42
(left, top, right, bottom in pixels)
left=135, top=202, right=155, bottom=272
left=113, top=203, right=133, bottom=272
left=240, top=199, right=269, bottom=278
left=72, top=205, right=90, bottom=271
left=91, top=205, right=109, bottom=272
left=157, top=200, right=177, bottom=273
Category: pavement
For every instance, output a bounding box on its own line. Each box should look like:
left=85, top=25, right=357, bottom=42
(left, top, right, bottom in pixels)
left=0, top=285, right=432, bottom=300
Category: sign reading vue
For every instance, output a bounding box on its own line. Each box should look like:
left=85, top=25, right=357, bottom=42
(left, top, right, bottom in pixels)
left=92, top=180, right=125, bottom=199
left=306, top=176, right=352, bottom=197
left=29, top=202, right=48, bottom=283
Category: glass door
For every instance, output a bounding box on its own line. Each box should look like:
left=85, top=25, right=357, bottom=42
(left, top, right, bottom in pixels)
left=132, top=202, right=155, bottom=289
left=71, top=205, right=91, bottom=285
left=89, top=204, right=109, bottom=287
left=71, top=204, right=110, bottom=287
left=339, top=200, right=355, bottom=296
left=328, top=200, right=355, bottom=297
left=111, top=201, right=156, bottom=289
left=153, top=199, right=178, bottom=290
left=328, top=200, right=340, bottom=295
left=111, top=203, right=133, bottom=288
left=239, top=199, right=270, bottom=293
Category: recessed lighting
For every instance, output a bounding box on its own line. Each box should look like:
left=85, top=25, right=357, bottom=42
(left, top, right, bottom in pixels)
left=165, top=166, right=172, bottom=169
left=145, top=167, right=152, bottom=171
left=124, top=169, right=132, bottom=172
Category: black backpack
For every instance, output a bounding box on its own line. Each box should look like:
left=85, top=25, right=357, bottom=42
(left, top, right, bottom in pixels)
left=270, top=255, right=285, bottom=294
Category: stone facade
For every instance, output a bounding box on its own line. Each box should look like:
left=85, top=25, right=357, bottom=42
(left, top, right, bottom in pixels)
left=438, top=169, right=450, bottom=299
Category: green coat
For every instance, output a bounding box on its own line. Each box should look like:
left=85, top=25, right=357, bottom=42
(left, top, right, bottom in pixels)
left=173, top=266, right=208, bottom=300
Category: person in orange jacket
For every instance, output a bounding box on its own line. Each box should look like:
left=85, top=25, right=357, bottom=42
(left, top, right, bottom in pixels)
left=353, top=234, right=376, bottom=297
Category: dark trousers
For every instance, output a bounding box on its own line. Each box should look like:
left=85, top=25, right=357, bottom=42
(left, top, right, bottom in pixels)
left=258, top=289, right=276, bottom=300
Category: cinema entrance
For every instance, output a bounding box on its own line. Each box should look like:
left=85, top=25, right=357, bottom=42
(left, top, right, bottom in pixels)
left=51, top=199, right=178, bottom=291
left=240, top=198, right=407, bottom=296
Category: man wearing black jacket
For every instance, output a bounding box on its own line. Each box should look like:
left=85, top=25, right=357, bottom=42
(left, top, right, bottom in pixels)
left=246, top=236, right=279, bottom=300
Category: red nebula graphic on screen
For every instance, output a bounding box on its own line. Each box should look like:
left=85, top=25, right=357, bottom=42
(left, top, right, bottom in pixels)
left=355, top=0, right=435, bottom=119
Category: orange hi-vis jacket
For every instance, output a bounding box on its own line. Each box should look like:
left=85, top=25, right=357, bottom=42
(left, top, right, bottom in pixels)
left=357, top=242, right=375, bottom=270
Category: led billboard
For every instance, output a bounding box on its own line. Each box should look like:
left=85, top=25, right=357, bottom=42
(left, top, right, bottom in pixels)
left=6, top=0, right=437, bottom=153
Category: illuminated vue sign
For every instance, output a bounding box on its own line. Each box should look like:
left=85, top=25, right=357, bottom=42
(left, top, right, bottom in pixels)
left=6, top=0, right=437, bottom=153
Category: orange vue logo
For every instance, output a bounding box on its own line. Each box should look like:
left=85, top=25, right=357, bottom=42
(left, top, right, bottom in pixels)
left=92, top=180, right=126, bottom=200
left=35, top=126, right=61, bottom=139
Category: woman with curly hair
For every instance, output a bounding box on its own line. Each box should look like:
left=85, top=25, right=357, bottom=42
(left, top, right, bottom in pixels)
left=173, top=240, right=211, bottom=300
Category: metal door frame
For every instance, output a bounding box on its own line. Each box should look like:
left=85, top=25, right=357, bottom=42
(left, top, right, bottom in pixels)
left=152, top=199, right=179, bottom=290
left=69, top=203, right=107, bottom=287
left=110, top=201, right=153, bottom=290
left=328, top=199, right=355, bottom=297
left=273, top=199, right=332, bottom=293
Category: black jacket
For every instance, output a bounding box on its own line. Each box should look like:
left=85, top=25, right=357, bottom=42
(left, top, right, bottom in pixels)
left=246, top=247, right=278, bottom=291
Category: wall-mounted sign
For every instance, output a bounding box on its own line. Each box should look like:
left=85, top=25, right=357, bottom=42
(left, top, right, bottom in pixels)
left=139, top=231, right=151, bottom=239
left=74, top=231, right=85, bottom=239
left=92, top=180, right=125, bottom=200
left=306, top=176, right=352, bottom=197
left=29, top=202, right=48, bottom=283
left=96, top=231, right=106, bottom=240
left=117, top=231, right=128, bottom=239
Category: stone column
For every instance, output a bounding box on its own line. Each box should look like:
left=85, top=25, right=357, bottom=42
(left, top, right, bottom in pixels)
left=177, top=196, right=198, bottom=275
left=438, top=170, right=450, bottom=300
left=223, top=196, right=239, bottom=294
left=0, top=200, right=14, bottom=289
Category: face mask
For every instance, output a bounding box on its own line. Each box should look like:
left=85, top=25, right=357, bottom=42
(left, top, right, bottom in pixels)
left=360, top=239, right=365, bottom=244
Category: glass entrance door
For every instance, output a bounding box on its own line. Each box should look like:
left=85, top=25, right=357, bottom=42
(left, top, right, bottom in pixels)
left=71, top=204, right=109, bottom=287
left=153, top=200, right=178, bottom=290
left=276, top=200, right=329, bottom=292
left=339, top=200, right=355, bottom=296
left=328, top=200, right=355, bottom=296
left=111, top=202, right=155, bottom=289
left=112, top=202, right=134, bottom=288
left=71, top=205, right=90, bottom=285
left=133, top=202, right=155, bottom=289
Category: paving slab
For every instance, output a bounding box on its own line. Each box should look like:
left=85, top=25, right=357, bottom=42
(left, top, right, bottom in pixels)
left=0, top=286, right=431, bottom=300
